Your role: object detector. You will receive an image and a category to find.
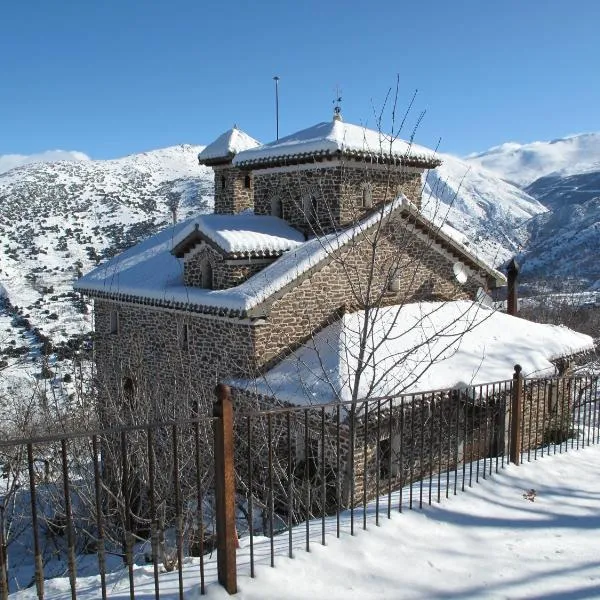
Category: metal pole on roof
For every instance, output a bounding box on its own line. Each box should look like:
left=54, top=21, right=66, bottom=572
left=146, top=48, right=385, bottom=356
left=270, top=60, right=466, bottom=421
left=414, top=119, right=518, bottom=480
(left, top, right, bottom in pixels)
left=273, top=76, right=280, bottom=140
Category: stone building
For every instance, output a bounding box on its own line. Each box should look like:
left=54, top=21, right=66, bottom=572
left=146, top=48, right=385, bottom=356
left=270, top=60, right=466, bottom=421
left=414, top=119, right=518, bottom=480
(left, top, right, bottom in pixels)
left=75, top=115, right=506, bottom=421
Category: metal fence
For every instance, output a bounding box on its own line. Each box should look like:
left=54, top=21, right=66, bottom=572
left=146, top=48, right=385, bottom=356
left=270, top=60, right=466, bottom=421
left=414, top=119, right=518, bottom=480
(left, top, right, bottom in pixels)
left=0, top=368, right=598, bottom=598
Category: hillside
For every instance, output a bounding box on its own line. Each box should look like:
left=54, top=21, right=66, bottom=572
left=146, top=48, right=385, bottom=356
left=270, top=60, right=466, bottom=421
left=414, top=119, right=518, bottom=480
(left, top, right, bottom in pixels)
left=0, top=145, right=212, bottom=406
left=466, top=133, right=600, bottom=288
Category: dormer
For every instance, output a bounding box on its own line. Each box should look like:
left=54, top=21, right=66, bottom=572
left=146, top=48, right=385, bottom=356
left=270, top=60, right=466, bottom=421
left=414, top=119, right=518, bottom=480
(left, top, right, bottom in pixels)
left=233, top=118, right=441, bottom=235
left=198, top=127, right=261, bottom=215
left=171, top=214, right=305, bottom=290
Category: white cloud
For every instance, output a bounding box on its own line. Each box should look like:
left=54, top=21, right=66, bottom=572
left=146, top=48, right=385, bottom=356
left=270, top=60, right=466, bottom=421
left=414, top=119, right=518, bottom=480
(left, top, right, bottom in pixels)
left=0, top=150, right=91, bottom=174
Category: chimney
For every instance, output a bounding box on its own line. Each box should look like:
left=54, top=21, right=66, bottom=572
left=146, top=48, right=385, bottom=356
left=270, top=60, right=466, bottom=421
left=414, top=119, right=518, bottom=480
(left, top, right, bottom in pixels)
left=506, top=258, right=519, bottom=316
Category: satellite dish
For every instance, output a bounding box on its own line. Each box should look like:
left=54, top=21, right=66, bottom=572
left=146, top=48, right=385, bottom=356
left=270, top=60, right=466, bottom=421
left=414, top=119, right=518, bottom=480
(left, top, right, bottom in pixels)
left=453, top=262, right=468, bottom=284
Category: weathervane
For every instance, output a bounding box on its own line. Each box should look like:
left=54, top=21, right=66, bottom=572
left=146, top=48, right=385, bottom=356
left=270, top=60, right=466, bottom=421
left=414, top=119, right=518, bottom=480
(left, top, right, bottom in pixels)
left=333, top=86, right=342, bottom=121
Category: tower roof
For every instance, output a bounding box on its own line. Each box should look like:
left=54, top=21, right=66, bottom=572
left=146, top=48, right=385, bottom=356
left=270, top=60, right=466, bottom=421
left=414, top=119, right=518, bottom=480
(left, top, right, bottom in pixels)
left=198, top=127, right=261, bottom=165
left=233, top=119, right=441, bottom=169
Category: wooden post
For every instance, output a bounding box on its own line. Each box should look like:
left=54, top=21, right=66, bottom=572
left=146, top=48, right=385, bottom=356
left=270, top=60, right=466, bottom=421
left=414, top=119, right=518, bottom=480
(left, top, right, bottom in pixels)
left=510, top=365, right=523, bottom=465
left=507, top=258, right=519, bottom=317
left=213, top=384, right=237, bottom=595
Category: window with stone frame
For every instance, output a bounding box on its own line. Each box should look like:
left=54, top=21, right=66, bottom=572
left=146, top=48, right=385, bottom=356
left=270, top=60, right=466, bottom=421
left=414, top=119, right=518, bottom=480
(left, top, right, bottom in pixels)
left=378, top=432, right=401, bottom=479
left=270, top=196, right=283, bottom=218
left=179, top=322, right=190, bottom=351
left=200, top=259, right=213, bottom=289
left=109, top=310, right=120, bottom=334
left=362, top=183, right=373, bottom=209
left=244, top=173, right=252, bottom=189
left=302, top=190, right=319, bottom=225
left=122, top=376, right=136, bottom=408
left=221, top=174, right=226, bottom=190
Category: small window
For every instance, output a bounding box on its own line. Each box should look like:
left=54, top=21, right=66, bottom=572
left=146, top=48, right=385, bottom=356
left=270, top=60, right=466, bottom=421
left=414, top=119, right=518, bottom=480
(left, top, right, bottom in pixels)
left=303, top=193, right=318, bottom=223
left=388, top=276, right=401, bottom=293
left=362, top=184, right=373, bottom=209
left=201, top=260, right=213, bottom=289
left=244, top=174, right=251, bottom=189
left=221, top=175, right=226, bottom=190
left=179, top=323, right=189, bottom=351
left=379, top=438, right=391, bottom=479
left=122, top=377, right=136, bottom=406
left=271, top=197, right=283, bottom=218
left=109, top=310, right=119, bottom=334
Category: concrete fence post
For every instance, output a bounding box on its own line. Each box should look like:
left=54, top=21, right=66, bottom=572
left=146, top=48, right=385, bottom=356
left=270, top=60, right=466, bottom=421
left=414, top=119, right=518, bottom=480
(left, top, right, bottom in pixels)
left=213, top=383, right=237, bottom=595
left=510, top=365, right=523, bottom=465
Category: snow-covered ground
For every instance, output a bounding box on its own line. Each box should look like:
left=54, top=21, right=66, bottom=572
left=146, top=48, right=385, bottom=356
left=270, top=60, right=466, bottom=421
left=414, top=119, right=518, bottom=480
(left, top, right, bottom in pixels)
left=9, top=438, right=600, bottom=599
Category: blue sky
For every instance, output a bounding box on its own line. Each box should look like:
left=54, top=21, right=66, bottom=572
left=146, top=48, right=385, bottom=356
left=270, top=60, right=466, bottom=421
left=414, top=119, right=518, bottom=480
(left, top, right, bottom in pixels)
left=1, top=0, right=598, bottom=159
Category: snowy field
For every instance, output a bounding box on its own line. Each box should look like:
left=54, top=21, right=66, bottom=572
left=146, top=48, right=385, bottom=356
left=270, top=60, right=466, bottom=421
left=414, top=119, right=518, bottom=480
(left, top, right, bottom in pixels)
left=10, top=442, right=600, bottom=599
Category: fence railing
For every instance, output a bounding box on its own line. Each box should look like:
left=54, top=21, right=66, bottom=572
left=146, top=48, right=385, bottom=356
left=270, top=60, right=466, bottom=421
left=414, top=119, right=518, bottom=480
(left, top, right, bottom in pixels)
left=0, top=367, right=598, bottom=598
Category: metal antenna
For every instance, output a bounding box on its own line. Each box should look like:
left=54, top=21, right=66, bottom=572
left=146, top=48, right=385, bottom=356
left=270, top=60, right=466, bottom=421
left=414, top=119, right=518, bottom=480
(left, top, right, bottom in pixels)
left=333, top=85, right=342, bottom=121
left=273, top=76, right=280, bottom=140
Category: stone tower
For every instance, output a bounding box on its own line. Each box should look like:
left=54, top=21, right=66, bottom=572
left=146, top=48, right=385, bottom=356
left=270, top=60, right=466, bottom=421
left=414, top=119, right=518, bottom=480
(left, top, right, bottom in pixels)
left=198, top=127, right=261, bottom=214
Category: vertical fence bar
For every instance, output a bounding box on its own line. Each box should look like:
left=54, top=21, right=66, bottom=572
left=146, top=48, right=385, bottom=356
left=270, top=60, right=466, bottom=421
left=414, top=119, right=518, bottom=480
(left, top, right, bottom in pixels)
left=585, top=376, right=591, bottom=448
left=387, top=398, right=393, bottom=519
left=120, top=431, right=135, bottom=600
left=350, top=405, right=355, bottom=535
left=247, top=416, right=254, bottom=577
left=437, top=397, right=442, bottom=503
left=462, top=393, right=467, bottom=492
left=454, top=394, right=459, bottom=495
left=482, top=385, right=488, bottom=480
left=172, top=425, right=184, bottom=600
left=287, top=412, right=293, bottom=558
left=375, top=400, right=381, bottom=526
left=304, top=409, right=310, bottom=551
left=0, top=502, right=7, bottom=600
left=193, top=420, right=206, bottom=594
left=321, top=407, right=326, bottom=545
left=399, top=405, right=404, bottom=512
left=27, top=443, right=44, bottom=600
left=147, top=428, right=160, bottom=600
left=268, top=413, right=275, bottom=565
left=541, top=380, right=548, bottom=458
left=510, top=365, right=523, bottom=465
left=591, top=376, right=598, bottom=445
left=92, top=435, right=108, bottom=600
left=410, top=396, right=415, bottom=509
left=336, top=405, right=341, bottom=538
left=362, top=402, right=368, bottom=530
left=61, top=439, right=77, bottom=600
left=213, top=384, right=237, bottom=594
left=469, top=388, right=475, bottom=488
left=419, top=398, right=425, bottom=509
left=428, top=397, right=434, bottom=505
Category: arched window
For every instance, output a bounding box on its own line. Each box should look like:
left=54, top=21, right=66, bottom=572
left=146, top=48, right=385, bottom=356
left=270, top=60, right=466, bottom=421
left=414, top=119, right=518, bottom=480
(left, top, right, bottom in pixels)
left=271, top=197, right=283, bottom=218
left=303, top=192, right=319, bottom=223
left=201, top=260, right=213, bottom=289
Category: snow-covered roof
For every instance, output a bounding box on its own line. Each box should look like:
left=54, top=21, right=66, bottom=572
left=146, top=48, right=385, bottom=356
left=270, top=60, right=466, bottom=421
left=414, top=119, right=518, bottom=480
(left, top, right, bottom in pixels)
left=233, top=119, right=441, bottom=169
left=76, top=198, right=505, bottom=317
left=171, top=213, right=305, bottom=258
left=232, top=300, right=595, bottom=404
left=198, top=127, right=261, bottom=164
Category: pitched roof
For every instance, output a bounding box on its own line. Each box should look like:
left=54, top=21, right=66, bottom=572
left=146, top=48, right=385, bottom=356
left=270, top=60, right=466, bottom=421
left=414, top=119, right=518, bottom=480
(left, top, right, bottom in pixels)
left=198, top=127, right=261, bottom=165
left=171, top=213, right=305, bottom=258
left=75, top=198, right=505, bottom=319
left=231, top=300, right=594, bottom=404
left=233, top=119, right=441, bottom=169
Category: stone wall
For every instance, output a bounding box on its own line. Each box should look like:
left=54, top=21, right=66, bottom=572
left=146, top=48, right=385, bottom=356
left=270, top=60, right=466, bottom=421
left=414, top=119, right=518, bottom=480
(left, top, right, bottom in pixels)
left=213, top=165, right=254, bottom=214
left=184, top=244, right=272, bottom=290
left=93, top=299, right=261, bottom=418
left=252, top=164, right=422, bottom=235
left=253, top=211, right=480, bottom=371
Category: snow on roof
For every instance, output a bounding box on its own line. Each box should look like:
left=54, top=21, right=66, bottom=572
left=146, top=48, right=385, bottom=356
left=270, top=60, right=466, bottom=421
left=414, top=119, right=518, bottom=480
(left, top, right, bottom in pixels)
left=172, top=213, right=305, bottom=256
left=76, top=197, right=505, bottom=316
left=233, top=119, right=440, bottom=167
left=233, top=300, right=594, bottom=404
left=198, top=127, right=261, bottom=163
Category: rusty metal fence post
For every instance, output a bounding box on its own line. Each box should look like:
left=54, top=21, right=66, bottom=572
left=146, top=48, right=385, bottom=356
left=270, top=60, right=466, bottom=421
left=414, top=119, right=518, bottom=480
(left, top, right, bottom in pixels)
left=213, top=384, right=237, bottom=595
left=510, top=365, right=523, bottom=465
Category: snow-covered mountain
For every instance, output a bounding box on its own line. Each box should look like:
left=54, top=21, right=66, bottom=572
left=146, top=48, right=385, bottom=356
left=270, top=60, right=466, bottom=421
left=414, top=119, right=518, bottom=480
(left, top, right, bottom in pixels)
left=0, top=145, right=212, bottom=404
left=422, top=154, right=545, bottom=266
left=465, top=132, right=600, bottom=288
left=466, top=132, right=600, bottom=187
